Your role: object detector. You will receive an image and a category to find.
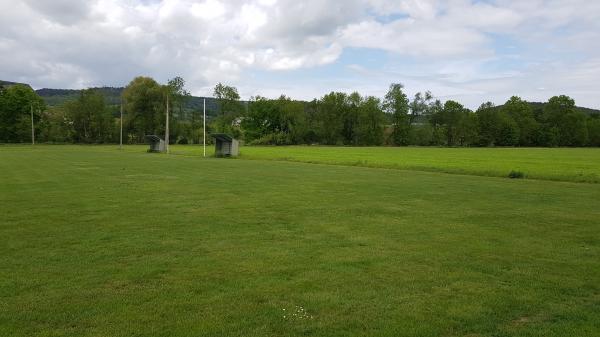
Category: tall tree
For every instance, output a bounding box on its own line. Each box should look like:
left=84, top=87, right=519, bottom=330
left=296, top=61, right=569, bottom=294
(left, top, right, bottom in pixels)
left=242, top=95, right=307, bottom=145
left=457, top=110, right=479, bottom=146
left=502, top=96, right=537, bottom=146
left=560, top=112, right=588, bottom=146
left=475, top=102, right=499, bottom=146
left=383, top=83, right=410, bottom=146
left=38, top=105, right=73, bottom=143
left=357, top=96, right=385, bottom=145
left=316, top=92, right=347, bottom=145
left=543, top=95, right=588, bottom=146
left=122, top=77, right=164, bottom=142
left=166, top=76, right=191, bottom=119
left=587, top=115, right=600, bottom=147
left=476, top=102, right=519, bottom=146
left=64, top=89, right=113, bottom=143
left=495, top=112, right=520, bottom=146
left=342, top=92, right=361, bottom=145
left=432, top=100, right=469, bottom=146
left=0, top=84, right=45, bottom=143
left=213, top=83, right=243, bottom=135
left=409, top=91, right=434, bottom=124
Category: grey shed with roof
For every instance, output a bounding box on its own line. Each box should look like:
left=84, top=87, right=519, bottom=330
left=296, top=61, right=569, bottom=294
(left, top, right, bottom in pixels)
left=211, top=133, right=239, bottom=157
left=145, top=135, right=165, bottom=153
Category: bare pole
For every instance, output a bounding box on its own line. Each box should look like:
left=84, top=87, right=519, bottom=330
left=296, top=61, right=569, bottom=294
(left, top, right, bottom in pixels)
left=165, top=94, right=170, bottom=154
left=203, top=98, right=206, bottom=157
left=30, top=104, right=35, bottom=145
left=119, top=102, right=123, bottom=150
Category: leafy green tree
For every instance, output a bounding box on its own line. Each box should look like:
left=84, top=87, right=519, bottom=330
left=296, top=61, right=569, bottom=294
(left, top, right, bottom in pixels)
left=409, top=91, right=434, bottom=124
left=342, top=92, right=361, bottom=145
left=431, top=100, right=469, bottom=146
left=303, top=99, right=320, bottom=144
left=502, top=96, right=538, bottom=146
left=243, top=96, right=277, bottom=143
left=0, top=84, right=45, bottom=143
left=457, top=110, right=479, bottom=146
left=496, top=112, right=520, bottom=146
left=38, top=106, right=73, bottom=143
left=426, top=100, right=445, bottom=145
left=476, top=102, right=499, bottom=146
left=279, top=96, right=308, bottom=144
left=316, top=92, right=347, bottom=145
left=63, top=89, right=114, bottom=143
left=166, top=77, right=191, bottom=119
left=122, top=77, right=164, bottom=142
left=242, top=95, right=307, bottom=145
left=544, top=95, right=576, bottom=124
left=476, top=101, right=519, bottom=146
left=560, top=111, right=588, bottom=146
left=213, top=83, right=243, bottom=135
left=543, top=95, right=588, bottom=146
left=356, top=96, right=385, bottom=145
left=539, top=126, right=561, bottom=147
left=164, top=77, right=191, bottom=144
left=383, top=83, right=410, bottom=146
left=587, top=115, right=600, bottom=147
left=409, top=124, right=434, bottom=146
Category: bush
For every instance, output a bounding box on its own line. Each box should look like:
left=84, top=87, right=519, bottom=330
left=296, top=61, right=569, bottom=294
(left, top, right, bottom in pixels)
left=508, top=170, right=525, bottom=179
left=249, top=133, right=288, bottom=145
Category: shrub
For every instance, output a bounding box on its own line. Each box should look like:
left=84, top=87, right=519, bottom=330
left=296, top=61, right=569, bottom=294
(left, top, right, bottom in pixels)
left=508, top=170, right=525, bottom=179
left=249, top=133, right=288, bottom=145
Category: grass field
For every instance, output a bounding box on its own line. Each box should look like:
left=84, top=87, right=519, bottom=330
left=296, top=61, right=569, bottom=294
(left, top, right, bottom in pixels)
left=1, top=145, right=599, bottom=336
left=237, top=146, right=600, bottom=183
left=141, top=145, right=600, bottom=184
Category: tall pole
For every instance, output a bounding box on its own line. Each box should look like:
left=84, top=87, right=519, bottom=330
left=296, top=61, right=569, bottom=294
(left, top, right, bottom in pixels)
left=119, top=102, right=123, bottom=150
left=30, top=104, right=35, bottom=145
left=203, top=98, right=206, bottom=157
left=165, top=94, right=170, bottom=154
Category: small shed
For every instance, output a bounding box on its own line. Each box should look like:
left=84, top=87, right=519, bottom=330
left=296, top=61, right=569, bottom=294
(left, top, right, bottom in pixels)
left=145, top=135, right=165, bottom=153
left=211, top=133, right=239, bottom=157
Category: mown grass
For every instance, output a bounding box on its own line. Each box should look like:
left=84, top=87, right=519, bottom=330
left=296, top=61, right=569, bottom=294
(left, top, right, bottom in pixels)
left=0, top=145, right=599, bottom=337
left=27, top=145, right=600, bottom=183
left=224, top=146, right=599, bottom=183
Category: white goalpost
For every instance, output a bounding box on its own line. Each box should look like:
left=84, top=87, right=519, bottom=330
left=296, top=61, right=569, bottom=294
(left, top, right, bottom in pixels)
left=203, top=98, right=206, bottom=157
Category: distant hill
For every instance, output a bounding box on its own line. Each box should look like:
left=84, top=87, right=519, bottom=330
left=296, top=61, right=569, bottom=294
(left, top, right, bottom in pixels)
left=496, top=101, right=600, bottom=116
left=5, top=80, right=599, bottom=117
left=36, top=87, right=123, bottom=106
left=0, top=80, right=33, bottom=90
left=35, top=87, right=224, bottom=118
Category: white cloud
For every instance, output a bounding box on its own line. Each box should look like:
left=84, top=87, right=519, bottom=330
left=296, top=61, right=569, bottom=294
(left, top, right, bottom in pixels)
left=0, top=0, right=598, bottom=108
left=191, top=0, right=226, bottom=20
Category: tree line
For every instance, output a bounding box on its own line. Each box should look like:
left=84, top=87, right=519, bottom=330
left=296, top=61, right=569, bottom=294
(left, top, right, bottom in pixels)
left=1, top=77, right=599, bottom=147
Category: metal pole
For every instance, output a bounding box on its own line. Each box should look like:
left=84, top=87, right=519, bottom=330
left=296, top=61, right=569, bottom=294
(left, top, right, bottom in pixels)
left=119, top=103, right=123, bottom=150
left=165, top=94, right=170, bottom=154
left=30, top=104, right=35, bottom=145
left=203, top=98, right=206, bottom=157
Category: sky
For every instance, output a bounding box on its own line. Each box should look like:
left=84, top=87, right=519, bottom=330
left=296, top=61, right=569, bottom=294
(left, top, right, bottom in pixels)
left=1, top=0, right=599, bottom=109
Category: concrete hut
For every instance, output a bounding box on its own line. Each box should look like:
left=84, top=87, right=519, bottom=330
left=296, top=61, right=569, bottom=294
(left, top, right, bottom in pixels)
left=145, top=135, right=165, bottom=153
left=211, top=133, right=239, bottom=157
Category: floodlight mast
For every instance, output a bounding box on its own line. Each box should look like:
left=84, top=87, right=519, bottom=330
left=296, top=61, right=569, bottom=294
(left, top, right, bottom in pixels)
left=119, top=102, right=123, bottom=150
left=30, top=104, right=35, bottom=145
left=203, top=98, right=206, bottom=157
left=165, top=94, right=170, bottom=154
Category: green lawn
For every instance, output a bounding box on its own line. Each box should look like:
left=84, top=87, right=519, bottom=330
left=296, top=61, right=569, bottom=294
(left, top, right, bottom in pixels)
left=1, top=145, right=599, bottom=336
left=49, top=145, right=600, bottom=183
left=226, top=146, right=599, bottom=183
